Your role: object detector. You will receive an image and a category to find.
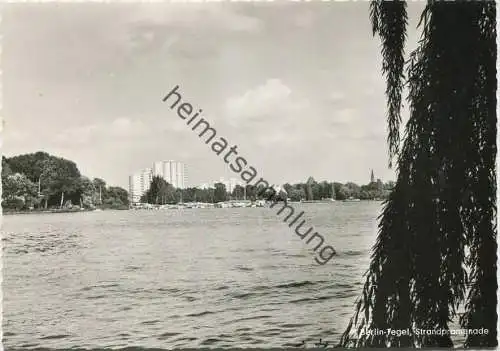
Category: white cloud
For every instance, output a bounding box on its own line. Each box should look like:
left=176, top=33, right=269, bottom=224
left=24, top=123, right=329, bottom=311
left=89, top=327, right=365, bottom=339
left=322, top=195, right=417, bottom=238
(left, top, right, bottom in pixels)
left=127, top=4, right=262, bottom=33
left=223, top=79, right=322, bottom=150
left=225, top=79, right=308, bottom=123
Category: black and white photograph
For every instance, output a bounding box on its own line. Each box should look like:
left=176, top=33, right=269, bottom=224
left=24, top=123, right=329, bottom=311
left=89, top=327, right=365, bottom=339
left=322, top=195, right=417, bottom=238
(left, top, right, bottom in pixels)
left=1, top=0, right=497, bottom=349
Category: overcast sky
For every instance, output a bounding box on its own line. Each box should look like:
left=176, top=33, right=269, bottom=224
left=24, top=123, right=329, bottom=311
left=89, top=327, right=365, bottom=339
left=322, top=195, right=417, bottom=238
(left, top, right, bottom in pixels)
left=2, top=2, right=424, bottom=189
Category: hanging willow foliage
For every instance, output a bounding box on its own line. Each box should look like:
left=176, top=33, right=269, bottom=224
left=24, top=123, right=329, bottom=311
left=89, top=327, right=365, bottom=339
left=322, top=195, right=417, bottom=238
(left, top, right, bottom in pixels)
left=370, top=0, right=408, bottom=168
left=339, top=1, right=497, bottom=348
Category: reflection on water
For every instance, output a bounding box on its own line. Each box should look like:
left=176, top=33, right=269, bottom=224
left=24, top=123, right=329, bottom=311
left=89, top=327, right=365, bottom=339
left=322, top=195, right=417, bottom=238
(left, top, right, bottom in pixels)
left=3, top=202, right=381, bottom=349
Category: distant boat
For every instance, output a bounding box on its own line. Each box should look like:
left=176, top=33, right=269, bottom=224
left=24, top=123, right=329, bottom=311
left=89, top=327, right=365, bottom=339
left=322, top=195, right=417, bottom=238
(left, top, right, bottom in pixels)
left=343, top=197, right=361, bottom=202
left=215, top=202, right=230, bottom=208
left=300, top=199, right=336, bottom=203
left=255, top=200, right=266, bottom=207
left=319, top=198, right=336, bottom=203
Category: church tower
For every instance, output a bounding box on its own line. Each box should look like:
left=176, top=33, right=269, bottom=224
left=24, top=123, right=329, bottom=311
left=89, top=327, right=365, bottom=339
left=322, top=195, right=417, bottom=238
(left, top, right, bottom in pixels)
left=370, top=169, right=375, bottom=183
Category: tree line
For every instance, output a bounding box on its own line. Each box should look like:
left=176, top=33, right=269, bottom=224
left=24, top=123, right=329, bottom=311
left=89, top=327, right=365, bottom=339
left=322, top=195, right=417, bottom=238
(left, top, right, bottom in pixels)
left=140, top=175, right=395, bottom=205
left=2, top=152, right=129, bottom=212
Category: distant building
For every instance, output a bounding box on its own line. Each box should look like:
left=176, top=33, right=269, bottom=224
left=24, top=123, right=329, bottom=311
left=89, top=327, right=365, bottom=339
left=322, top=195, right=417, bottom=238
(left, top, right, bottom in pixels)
left=142, top=168, right=153, bottom=192
left=152, top=160, right=187, bottom=189
left=370, top=169, right=375, bottom=183
left=152, top=161, right=164, bottom=178
left=129, top=174, right=141, bottom=203
left=130, top=161, right=187, bottom=203
left=129, top=167, right=152, bottom=203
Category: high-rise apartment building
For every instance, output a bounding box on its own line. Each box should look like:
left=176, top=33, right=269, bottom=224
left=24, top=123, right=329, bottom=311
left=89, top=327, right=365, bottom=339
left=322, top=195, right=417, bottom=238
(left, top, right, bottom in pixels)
left=129, top=168, right=153, bottom=203
left=129, top=161, right=187, bottom=204
left=152, top=160, right=187, bottom=189
left=153, top=161, right=163, bottom=178
left=142, top=168, right=153, bottom=192
left=129, top=173, right=142, bottom=203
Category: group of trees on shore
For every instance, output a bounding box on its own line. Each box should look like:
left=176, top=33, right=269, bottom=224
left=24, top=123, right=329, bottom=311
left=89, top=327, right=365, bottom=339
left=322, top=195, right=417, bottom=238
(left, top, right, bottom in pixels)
left=285, top=177, right=394, bottom=201
left=2, top=152, right=129, bottom=212
left=140, top=175, right=395, bottom=205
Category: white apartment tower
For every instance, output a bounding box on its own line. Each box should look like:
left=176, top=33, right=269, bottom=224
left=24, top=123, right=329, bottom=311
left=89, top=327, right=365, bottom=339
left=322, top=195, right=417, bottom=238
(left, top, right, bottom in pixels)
left=129, top=174, right=142, bottom=203
left=129, top=162, right=187, bottom=204
left=141, top=168, right=153, bottom=192
left=129, top=168, right=153, bottom=203
left=152, top=160, right=187, bottom=189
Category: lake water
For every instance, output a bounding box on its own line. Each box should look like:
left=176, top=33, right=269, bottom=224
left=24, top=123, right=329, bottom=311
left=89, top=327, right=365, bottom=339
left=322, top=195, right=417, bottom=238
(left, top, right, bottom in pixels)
left=2, top=201, right=381, bottom=349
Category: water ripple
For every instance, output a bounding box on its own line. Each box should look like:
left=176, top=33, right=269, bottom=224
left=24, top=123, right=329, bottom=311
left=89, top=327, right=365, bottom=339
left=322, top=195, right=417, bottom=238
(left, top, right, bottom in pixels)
left=3, top=203, right=382, bottom=348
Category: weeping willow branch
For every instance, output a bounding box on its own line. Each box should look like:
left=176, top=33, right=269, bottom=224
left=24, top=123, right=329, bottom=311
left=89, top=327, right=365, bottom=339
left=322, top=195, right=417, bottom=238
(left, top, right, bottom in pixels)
left=340, top=1, right=497, bottom=347
left=459, top=2, right=497, bottom=347
left=370, top=0, right=408, bottom=168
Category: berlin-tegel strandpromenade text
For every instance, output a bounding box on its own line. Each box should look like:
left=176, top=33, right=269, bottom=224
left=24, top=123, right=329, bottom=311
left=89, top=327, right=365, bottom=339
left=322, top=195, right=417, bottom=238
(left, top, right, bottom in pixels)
left=162, top=85, right=336, bottom=265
